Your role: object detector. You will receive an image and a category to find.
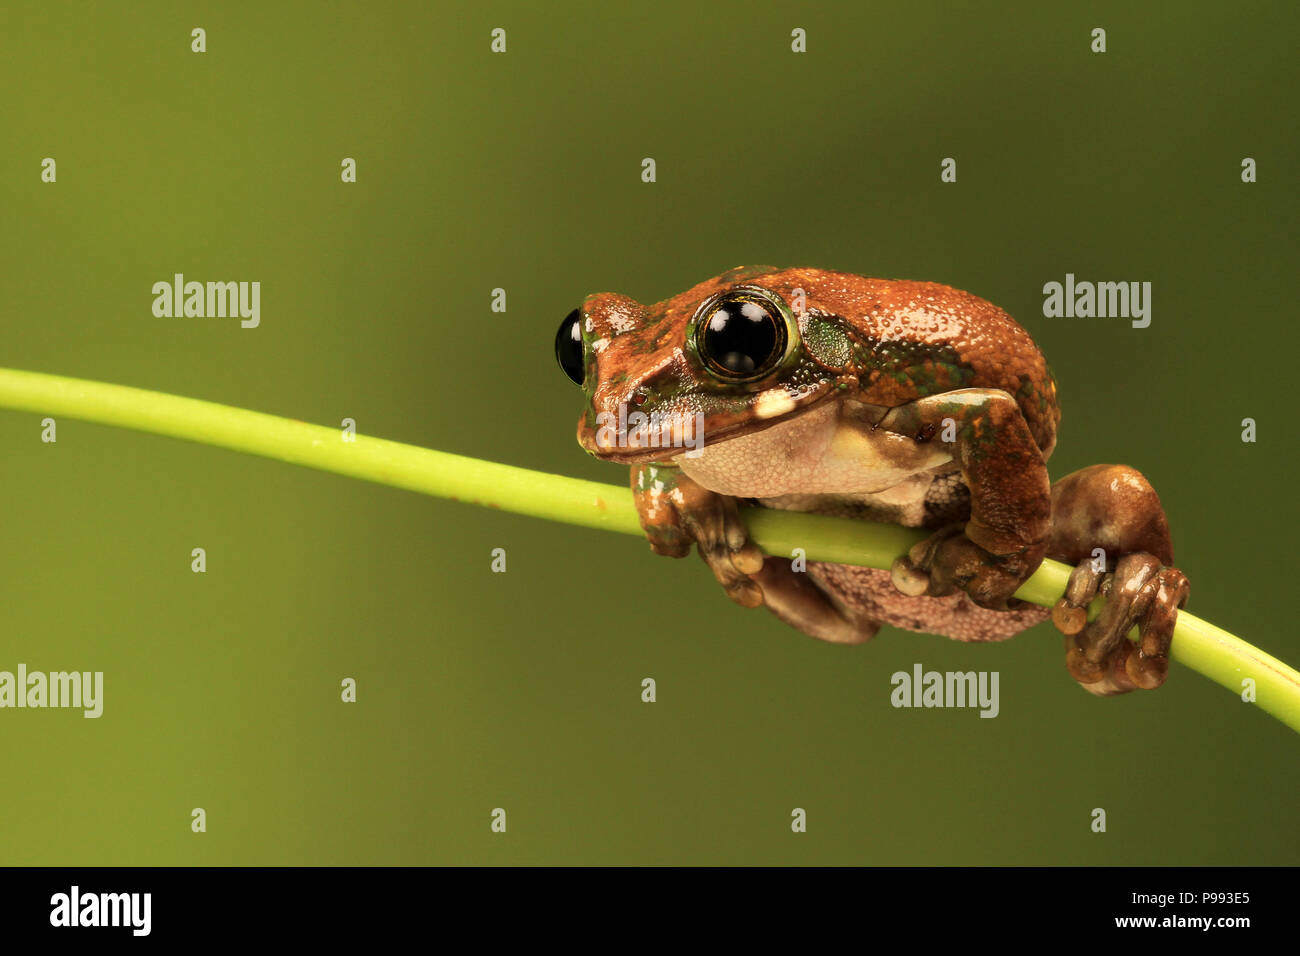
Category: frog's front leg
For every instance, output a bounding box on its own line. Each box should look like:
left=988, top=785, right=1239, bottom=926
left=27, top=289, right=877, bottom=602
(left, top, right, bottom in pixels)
left=879, top=389, right=1052, bottom=609
left=630, top=463, right=877, bottom=644
left=631, top=462, right=766, bottom=607
left=1046, top=464, right=1190, bottom=695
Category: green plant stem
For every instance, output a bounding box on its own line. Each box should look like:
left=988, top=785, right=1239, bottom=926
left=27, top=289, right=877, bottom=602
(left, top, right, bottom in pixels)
left=2, top=366, right=1297, bottom=734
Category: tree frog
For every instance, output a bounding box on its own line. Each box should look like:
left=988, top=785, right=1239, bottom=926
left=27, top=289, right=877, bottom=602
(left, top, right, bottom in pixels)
left=555, top=266, right=1189, bottom=695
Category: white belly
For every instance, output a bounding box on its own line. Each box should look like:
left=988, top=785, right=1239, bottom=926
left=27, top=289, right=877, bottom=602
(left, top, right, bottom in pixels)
left=672, top=399, right=953, bottom=499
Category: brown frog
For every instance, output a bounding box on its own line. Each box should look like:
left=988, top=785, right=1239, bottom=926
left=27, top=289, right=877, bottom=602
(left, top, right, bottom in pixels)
left=555, top=266, right=1189, bottom=695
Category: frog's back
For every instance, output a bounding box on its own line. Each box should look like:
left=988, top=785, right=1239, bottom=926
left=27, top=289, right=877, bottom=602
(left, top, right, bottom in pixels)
left=747, top=269, right=1061, bottom=457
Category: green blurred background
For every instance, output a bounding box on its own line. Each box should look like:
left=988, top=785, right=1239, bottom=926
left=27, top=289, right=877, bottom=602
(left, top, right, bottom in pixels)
left=1, top=1, right=1295, bottom=865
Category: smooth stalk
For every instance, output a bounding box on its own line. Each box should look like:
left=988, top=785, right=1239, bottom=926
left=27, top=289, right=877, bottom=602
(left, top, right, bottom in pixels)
left=1, top=367, right=1296, bottom=733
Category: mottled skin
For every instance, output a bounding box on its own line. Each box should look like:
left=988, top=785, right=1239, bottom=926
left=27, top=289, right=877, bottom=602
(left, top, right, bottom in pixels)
left=564, top=266, right=1189, bottom=695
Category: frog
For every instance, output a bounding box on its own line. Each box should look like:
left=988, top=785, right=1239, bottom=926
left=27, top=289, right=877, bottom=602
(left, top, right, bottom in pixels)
left=554, top=266, right=1190, bottom=696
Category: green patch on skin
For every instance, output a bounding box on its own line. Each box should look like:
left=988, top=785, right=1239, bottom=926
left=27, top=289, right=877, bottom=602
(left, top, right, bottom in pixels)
left=898, top=356, right=975, bottom=397
left=637, top=462, right=681, bottom=491
left=853, top=339, right=974, bottom=398
left=1014, top=372, right=1054, bottom=417
left=696, top=391, right=758, bottom=417
left=644, top=371, right=725, bottom=411
left=961, top=415, right=1004, bottom=466
left=908, top=397, right=997, bottom=465
left=626, top=336, right=663, bottom=356
left=803, top=316, right=853, bottom=369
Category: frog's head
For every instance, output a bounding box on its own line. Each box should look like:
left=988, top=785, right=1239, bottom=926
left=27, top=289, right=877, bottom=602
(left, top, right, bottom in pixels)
left=555, top=266, right=853, bottom=464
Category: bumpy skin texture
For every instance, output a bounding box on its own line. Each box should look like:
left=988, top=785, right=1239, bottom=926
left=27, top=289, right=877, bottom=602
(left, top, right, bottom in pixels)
left=569, top=267, right=1188, bottom=695
left=577, top=266, right=1058, bottom=460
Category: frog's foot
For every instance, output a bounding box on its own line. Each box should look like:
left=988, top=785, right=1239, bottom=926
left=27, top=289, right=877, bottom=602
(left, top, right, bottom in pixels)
left=889, top=524, right=1040, bottom=612
left=1053, top=552, right=1190, bottom=696
left=687, top=492, right=767, bottom=607
left=749, top=558, right=880, bottom=645
left=1045, top=463, right=1188, bottom=694
left=631, top=465, right=766, bottom=607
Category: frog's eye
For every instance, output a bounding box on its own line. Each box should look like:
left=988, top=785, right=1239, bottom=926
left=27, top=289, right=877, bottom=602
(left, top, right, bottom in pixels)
left=555, top=308, right=585, bottom=385
left=693, top=290, right=791, bottom=382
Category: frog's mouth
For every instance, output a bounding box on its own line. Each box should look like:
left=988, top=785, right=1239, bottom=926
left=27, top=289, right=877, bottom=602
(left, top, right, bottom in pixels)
left=576, top=380, right=839, bottom=465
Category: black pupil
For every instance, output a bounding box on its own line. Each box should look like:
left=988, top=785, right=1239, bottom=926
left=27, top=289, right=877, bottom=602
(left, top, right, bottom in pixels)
left=555, top=308, right=584, bottom=384
left=700, top=297, right=780, bottom=377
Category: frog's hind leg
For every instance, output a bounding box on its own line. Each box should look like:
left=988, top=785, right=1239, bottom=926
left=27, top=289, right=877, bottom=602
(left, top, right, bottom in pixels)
left=1046, top=464, right=1190, bottom=696
left=749, top=558, right=880, bottom=645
